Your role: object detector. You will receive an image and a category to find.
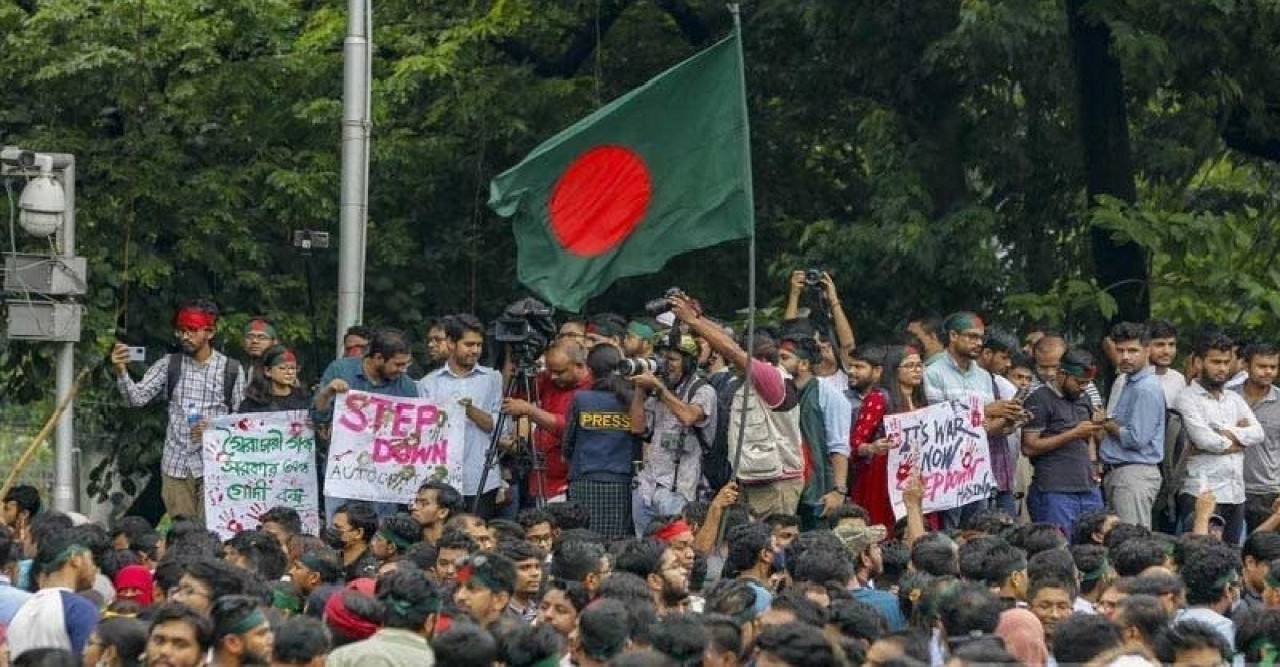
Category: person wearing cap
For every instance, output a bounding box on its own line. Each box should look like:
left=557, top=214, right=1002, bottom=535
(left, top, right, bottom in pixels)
left=631, top=333, right=718, bottom=533
left=238, top=344, right=311, bottom=412
left=834, top=522, right=906, bottom=631
left=210, top=594, right=276, bottom=667
left=623, top=320, right=658, bottom=360
left=111, top=299, right=247, bottom=520
left=1021, top=348, right=1108, bottom=534
left=1174, top=332, right=1263, bottom=545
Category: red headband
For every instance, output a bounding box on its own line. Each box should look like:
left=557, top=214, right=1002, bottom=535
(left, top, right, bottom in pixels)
left=174, top=309, right=216, bottom=330
left=281, top=349, right=297, bottom=364
left=654, top=519, right=691, bottom=543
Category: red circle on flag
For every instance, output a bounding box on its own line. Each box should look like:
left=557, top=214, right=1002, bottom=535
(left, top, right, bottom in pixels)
left=548, top=145, right=652, bottom=257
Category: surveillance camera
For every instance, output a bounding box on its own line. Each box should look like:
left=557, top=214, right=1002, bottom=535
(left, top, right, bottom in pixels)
left=17, top=150, right=36, bottom=168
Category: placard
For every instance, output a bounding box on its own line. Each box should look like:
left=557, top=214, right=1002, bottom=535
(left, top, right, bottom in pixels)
left=203, top=411, right=320, bottom=538
left=885, top=396, right=996, bottom=519
left=324, top=390, right=464, bottom=504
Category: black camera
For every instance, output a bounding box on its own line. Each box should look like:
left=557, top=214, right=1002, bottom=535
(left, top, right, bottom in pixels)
left=644, top=287, right=684, bottom=316
left=804, top=269, right=823, bottom=287
left=492, top=298, right=557, bottom=374
left=616, top=357, right=665, bottom=377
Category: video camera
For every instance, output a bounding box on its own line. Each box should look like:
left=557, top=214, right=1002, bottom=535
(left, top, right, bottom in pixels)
left=493, top=298, right=557, bottom=372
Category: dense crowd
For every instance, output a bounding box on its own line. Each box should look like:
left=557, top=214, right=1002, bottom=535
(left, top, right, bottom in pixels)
left=1, top=274, right=1276, bottom=665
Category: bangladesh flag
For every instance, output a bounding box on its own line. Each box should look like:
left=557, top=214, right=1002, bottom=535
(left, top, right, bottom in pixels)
left=489, top=32, right=753, bottom=312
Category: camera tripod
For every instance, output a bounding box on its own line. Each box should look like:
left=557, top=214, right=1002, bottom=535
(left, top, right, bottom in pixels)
left=471, top=357, right=550, bottom=514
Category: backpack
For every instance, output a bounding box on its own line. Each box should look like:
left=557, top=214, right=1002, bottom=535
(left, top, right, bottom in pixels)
left=724, top=367, right=804, bottom=483
left=701, top=373, right=738, bottom=493
left=165, top=353, right=241, bottom=412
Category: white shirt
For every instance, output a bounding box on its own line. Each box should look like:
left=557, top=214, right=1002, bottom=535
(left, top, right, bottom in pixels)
left=817, top=369, right=849, bottom=397
left=1107, top=367, right=1186, bottom=414
left=1175, top=381, right=1265, bottom=503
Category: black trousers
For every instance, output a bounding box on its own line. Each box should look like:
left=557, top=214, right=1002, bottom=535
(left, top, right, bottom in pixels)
left=1176, top=493, right=1246, bottom=545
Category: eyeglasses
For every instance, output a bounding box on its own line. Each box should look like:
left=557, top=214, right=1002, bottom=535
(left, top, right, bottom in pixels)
left=899, top=362, right=924, bottom=370
left=244, top=333, right=273, bottom=341
left=175, top=328, right=207, bottom=338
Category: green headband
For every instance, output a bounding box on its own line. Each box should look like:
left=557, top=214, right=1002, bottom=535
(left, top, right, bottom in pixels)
left=378, top=529, right=413, bottom=551
left=943, top=313, right=984, bottom=334
left=45, top=544, right=89, bottom=574
left=1081, top=558, right=1112, bottom=583
left=226, top=608, right=267, bottom=636
left=272, top=588, right=302, bottom=613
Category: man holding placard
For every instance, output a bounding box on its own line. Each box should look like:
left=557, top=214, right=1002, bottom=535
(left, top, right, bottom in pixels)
left=418, top=314, right=504, bottom=518
left=312, top=328, right=420, bottom=519
left=923, top=312, right=1024, bottom=528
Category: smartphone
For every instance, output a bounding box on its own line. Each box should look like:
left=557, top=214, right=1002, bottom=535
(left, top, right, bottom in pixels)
left=126, top=346, right=147, bottom=363
left=1013, top=386, right=1031, bottom=403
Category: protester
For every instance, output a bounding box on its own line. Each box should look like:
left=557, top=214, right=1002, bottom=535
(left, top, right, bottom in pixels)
left=850, top=345, right=925, bottom=534
left=111, top=299, right=246, bottom=520
left=418, top=314, right=504, bottom=518
left=237, top=345, right=310, bottom=412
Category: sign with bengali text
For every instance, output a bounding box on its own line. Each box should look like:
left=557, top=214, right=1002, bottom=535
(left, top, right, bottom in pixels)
left=885, top=397, right=996, bottom=519
left=324, top=390, right=464, bottom=504
left=203, top=410, right=320, bottom=539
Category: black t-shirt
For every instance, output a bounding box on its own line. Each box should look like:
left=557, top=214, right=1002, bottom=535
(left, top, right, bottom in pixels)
left=1023, top=385, right=1094, bottom=492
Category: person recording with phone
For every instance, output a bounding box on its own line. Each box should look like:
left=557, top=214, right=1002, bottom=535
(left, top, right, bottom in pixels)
left=110, top=299, right=246, bottom=521
left=630, top=332, right=718, bottom=535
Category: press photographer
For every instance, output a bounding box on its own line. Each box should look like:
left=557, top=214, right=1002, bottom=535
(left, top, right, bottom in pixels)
left=630, top=305, right=718, bottom=532
left=784, top=269, right=857, bottom=394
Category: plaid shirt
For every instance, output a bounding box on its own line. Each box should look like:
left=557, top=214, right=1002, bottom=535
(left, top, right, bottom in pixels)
left=115, top=350, right=245, bottom=478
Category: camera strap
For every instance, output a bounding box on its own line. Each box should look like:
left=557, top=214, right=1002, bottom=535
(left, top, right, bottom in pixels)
left=667, top=376, right=709, bottom=491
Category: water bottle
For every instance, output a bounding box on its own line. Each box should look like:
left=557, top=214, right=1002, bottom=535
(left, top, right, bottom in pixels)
left=185, top=402, right=202, bottom=427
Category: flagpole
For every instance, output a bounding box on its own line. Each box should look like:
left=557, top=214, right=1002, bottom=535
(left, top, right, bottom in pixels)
left=728, top=3, right=756, bottom=482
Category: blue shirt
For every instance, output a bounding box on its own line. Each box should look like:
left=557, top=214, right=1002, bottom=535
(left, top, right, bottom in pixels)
left=311, top=356, right=421, bottom=424
left=1100, top=364, right=1166, bottom=465
left=925, top=353, right=994, bottom=406
left=418, top=364, right=503, bottom=495
left=851, top=586, right=906, bottom=631
left=0, top=575, right=32, bottom=625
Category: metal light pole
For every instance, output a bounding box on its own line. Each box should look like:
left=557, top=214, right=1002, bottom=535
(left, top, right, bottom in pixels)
left=336, top=0, right=371, bottom=355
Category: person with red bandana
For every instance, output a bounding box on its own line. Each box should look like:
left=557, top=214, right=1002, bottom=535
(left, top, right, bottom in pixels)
left=241, top=317, right=280, bottom=383
left=111, top=299, right=246, bottom=521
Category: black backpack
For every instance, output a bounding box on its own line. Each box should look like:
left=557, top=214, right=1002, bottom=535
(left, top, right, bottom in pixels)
left=165, top=352, right=241, bottom=412
left=701, top=372, right=739, bottom=493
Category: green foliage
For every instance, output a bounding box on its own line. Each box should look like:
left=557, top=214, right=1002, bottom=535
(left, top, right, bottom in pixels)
left=4, top=0, right=1280, bottom=499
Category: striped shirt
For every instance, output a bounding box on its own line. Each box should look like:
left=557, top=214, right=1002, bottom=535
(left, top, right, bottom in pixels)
left=115, top=351, right=245, bottom=478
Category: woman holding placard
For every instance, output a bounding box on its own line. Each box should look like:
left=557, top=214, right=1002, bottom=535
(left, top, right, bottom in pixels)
left=850, top=345, right=927, bottom=535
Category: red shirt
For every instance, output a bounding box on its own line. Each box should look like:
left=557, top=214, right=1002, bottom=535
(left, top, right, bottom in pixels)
left=530, top=370, right=592, bottom=498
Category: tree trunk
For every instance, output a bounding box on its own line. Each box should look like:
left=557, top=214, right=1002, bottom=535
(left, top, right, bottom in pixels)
left=1065, top=0, right=1149, bottom=324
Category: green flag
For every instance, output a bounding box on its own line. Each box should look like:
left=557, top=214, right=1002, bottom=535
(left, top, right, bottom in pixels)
left=489, top=32, right=752, bottom=312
